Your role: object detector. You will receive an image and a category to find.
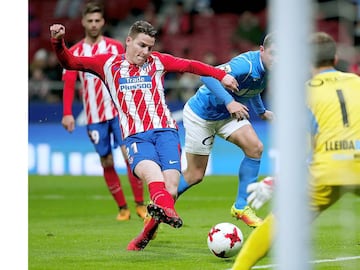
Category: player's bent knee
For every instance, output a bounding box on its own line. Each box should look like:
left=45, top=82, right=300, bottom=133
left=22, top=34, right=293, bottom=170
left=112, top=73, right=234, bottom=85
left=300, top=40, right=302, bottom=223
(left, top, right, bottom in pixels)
left=244, top=142, right=263, bottom=158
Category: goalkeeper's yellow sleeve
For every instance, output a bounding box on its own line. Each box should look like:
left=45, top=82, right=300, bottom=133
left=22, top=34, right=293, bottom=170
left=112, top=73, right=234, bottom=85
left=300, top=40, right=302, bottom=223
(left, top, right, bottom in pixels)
left=232, top=213, right=275, bottom=270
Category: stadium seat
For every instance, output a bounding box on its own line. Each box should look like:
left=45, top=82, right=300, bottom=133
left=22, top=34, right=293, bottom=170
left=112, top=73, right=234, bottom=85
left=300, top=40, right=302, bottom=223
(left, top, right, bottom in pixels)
left=193, top=14, right=215, bottom=34
left=104, top=0, right=132, bottom=21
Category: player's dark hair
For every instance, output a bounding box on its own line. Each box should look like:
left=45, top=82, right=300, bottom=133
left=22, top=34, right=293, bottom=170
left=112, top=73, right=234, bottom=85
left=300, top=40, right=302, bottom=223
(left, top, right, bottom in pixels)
left=128, top=21, right=157, bottom=39
left=82, top=1, right=104, bottom=17
left=310, top=32, right=336, bottom=67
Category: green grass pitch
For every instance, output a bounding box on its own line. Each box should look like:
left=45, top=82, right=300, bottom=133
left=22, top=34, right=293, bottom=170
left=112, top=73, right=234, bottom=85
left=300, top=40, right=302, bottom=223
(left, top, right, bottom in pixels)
left=29, top=175, right=360, bottom=270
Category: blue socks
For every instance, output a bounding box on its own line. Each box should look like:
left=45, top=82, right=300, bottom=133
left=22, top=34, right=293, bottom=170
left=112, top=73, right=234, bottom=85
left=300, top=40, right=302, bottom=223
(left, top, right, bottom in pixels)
left=177, top=174, right=190, bottom=197
left=234, top=156, right=261, bottom=209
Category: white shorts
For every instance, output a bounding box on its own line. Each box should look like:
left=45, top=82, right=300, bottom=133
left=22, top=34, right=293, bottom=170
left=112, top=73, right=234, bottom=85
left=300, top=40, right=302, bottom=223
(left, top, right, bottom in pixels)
left=183, top=103, right=250, bottom=155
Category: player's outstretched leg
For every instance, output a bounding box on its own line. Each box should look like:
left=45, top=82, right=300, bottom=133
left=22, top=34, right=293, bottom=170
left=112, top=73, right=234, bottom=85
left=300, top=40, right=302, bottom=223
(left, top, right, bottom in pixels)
left=143, top=213, right=159, bottom=240
left=147, top=182, right=183, bottom=228
left=127, top=215, right=160, bottom=251
left=146, top=203, right=183, bottom=228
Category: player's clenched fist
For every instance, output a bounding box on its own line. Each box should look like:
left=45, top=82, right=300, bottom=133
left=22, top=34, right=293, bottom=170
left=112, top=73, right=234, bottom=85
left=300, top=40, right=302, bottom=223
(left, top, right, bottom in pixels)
left=50, top=24, right=65, bottom=39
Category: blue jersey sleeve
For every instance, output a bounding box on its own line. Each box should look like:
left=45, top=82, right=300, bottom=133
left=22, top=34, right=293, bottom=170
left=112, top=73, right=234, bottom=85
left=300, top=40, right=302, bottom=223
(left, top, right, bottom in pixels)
left=199, top=56, right=253, bottom=106
left=227, top=56, right=252, bottom=80
left=200, top=76, right=234, bottom=105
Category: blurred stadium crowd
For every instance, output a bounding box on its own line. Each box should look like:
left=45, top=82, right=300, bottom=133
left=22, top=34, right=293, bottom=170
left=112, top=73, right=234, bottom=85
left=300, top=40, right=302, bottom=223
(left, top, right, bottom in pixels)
left=29, top=0, right=360, bottom=104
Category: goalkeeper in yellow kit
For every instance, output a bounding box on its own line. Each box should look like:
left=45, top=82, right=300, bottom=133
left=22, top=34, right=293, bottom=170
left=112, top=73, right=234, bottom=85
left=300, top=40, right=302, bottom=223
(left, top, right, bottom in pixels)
left=232, top=31, right=360, bottom=270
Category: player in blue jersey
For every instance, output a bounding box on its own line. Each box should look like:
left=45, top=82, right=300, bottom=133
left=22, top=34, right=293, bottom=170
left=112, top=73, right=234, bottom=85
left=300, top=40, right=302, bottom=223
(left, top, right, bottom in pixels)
left=177, top=33, right=276, bottom=228
left=231, top=31, right=360, bottom=270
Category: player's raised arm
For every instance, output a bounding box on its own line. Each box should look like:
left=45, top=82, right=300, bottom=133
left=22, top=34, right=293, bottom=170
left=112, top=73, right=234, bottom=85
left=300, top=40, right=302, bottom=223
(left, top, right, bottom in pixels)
left=156, top=53, right=239, bottom=92
left=49, top=24, right=106, bottom=80
left=50, top=24, right=81, bottom=71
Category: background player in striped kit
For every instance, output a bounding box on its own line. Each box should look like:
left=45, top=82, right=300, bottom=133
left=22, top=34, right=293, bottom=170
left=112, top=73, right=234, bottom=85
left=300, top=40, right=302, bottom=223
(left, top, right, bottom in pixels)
left=231, top=31, right=360, bottom=270
left=60, top=1, right=146, bottom=221
left=50, top=20, right=239, bottom=251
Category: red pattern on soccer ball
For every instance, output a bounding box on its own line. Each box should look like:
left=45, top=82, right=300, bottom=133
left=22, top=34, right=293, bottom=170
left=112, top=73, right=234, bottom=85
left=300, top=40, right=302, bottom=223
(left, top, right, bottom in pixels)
left=225, top=227, right=242, bottom=248
left=208, top=228, right=221, bottom=242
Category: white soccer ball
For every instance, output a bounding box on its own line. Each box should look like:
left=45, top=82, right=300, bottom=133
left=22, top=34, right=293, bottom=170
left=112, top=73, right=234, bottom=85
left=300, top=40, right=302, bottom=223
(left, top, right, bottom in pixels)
left=207, top=222, right=244, bottom=258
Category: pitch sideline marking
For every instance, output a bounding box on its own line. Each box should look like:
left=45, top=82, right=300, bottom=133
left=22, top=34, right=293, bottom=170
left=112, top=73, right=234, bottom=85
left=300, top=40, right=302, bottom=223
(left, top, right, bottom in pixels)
left=226, top=255, right=360, bottom=269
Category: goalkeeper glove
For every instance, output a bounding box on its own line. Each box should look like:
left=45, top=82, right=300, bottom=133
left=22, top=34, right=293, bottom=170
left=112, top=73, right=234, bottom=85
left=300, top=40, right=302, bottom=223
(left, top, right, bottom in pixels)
left=247, top=176, right=274, bottom=210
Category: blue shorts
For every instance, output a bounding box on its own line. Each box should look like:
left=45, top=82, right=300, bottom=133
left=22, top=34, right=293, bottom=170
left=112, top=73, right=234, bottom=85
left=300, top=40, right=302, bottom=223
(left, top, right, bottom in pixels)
left=86, top=116, right=124, bottom=157
left=124, top=128, right=182, bottom=174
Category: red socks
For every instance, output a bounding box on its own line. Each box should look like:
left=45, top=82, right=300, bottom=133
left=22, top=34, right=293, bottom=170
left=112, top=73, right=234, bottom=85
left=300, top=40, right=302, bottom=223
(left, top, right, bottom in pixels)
left=126, top=160, right=144, bottom=205
left=103, top=166, right=127, bottom=208
left=148, top=181, right=175, bottom=209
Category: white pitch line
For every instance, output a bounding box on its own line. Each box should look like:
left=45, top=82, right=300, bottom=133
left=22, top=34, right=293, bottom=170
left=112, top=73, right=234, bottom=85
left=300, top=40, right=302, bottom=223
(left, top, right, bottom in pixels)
left=309, top=256, right=360, bottom=264
left=226, top=255, right=360, bottom=269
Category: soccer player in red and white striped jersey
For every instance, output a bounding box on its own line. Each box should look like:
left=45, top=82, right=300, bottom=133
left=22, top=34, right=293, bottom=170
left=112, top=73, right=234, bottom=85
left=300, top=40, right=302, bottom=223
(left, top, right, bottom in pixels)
left=60, top=2, right=146, bottom=222
left=50, top=20, right=239, bottom=250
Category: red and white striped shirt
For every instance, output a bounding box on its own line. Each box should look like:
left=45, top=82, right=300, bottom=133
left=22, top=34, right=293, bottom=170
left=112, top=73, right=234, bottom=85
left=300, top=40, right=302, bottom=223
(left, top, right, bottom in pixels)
left=62, top=37, right=125, bottom=124
left=53, top=38, right=227, bottom=138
